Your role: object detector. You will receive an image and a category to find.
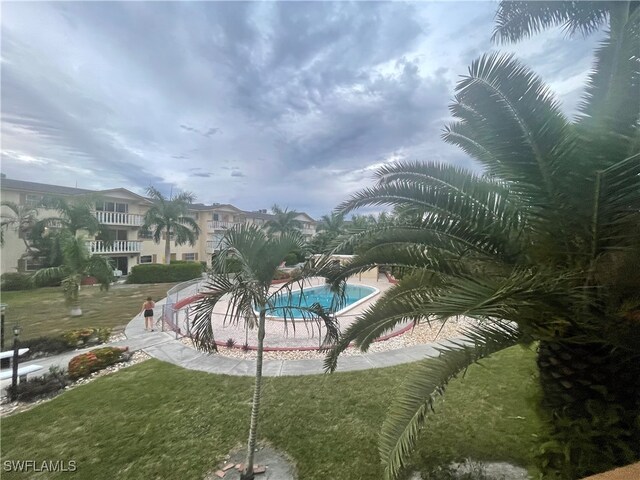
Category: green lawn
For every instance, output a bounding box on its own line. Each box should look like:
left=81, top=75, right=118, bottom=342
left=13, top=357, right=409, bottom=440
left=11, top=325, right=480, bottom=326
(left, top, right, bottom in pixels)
left=1, top=346, right=543, bottom=479
left=0, top=283, right=179, bottom=340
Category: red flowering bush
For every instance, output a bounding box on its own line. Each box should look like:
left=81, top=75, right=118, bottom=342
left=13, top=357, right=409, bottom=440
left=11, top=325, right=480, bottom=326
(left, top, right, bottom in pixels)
left=68, top=347, right=129, bottom=379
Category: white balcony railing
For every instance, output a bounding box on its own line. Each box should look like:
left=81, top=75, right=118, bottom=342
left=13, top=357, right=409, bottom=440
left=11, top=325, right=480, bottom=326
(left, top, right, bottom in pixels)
left=93, top=211, right=143, bottom=226
left=88, top=240, right=142, bottom=254
left=207, top=220, right=241, bottom=230
left=205, top=240, right=228, bottom=253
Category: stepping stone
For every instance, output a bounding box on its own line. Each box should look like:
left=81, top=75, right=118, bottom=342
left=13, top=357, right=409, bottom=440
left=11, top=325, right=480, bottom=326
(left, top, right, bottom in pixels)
left=214, top=470, right=225, bottom=478
left=254, top=465, right=266, bottom=474
left=235, top=463, right=244, bottom=471
left=222, top=463, right=234, bottom=472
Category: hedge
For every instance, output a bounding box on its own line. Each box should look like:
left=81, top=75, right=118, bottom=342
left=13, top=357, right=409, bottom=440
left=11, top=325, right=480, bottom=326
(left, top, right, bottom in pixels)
left=127, top=263, right=203, bottom=284
left=1, top=273, right=33, bottom=291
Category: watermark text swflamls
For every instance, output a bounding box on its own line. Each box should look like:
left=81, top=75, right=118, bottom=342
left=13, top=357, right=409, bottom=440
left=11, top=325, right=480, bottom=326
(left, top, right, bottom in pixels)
left=3, top=460, right=77, bottom=473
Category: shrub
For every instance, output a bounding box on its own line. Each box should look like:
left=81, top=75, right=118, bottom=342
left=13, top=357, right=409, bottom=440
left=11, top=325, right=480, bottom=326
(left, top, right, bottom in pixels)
left=211, top=256, right=243, bottom=274
left=1, top=272, right=34, bottom=291
left=127, top=263, right=202, bottom=284
left=32, top=271, right=63, bottom=287
left=21, top=336, right=70, bottom=360
left=272, top=270, right=290, bottom=281
left=284, top=253, right=298, bottom=266
left=5, top=366, right=70, bottom=402
left=225, top=338, right=236, bottom=349
left=68, top=346, right=129, bottom=379
left=62, top=327, right=111, bottom=347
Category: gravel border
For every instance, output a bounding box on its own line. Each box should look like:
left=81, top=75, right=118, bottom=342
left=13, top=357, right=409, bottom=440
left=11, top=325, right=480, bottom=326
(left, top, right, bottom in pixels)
left=181, top=317, right=472, bottom=361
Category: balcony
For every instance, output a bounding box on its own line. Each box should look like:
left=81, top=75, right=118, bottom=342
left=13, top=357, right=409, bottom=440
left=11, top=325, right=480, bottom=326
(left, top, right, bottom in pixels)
left=207, top=220, right=241, bottom=231
left=88, top=240, right=142, bottom=254
left=205, top=240, right=228, bottom=254
left=93, top=211, right=143, bottom=227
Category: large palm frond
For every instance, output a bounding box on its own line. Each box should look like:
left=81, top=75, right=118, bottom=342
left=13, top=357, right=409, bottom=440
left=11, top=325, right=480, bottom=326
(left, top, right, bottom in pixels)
left=443, top=53, right=576, bottom=205
left=492, top=1, right=611, bottom=43
left=378, top=322, right=525, bottom=480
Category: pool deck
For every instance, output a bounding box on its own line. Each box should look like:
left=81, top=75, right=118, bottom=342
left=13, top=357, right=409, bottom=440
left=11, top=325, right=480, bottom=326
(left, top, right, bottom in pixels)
left=171, top=276, right=412, bottom=350
left=1, top=277, right=464, bottom=381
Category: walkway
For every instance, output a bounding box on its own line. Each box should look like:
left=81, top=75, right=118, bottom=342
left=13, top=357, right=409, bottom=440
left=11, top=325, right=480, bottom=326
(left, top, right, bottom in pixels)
left=2, top=289, right=458, bottom=383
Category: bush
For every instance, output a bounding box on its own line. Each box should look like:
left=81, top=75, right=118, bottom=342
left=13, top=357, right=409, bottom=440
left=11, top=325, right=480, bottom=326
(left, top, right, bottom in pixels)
left=127, top=263, right=203, bottom=284
left=21, top=328, right=111, bottom=361
left=62, top=327, right=111, bottom=348
left=32, top=271, right=63, bottom=288
left=21, top=336, right=70, bottom=360
left=68, top=346, right=129, bottom=380
left=284, top=253, right=298, bottom=266
left=272, top=270, right=291, bottom=281
left=6, top=366, right=70, bottom=402
left=1, top=272, right=34, bottom=291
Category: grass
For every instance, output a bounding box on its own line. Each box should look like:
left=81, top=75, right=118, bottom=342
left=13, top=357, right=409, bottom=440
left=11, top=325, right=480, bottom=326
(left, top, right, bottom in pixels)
left=0, top=345, right=543, bottom=479
left=0, top=283, right=179, bottom=340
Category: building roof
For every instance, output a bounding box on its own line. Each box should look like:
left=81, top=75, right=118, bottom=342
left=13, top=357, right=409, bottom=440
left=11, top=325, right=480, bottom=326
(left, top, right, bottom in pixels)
left=1, top=178, right=315, bottom=221
left=243, top=210, right=316, bottom=223
left=1, top=178, right=95, bottom=196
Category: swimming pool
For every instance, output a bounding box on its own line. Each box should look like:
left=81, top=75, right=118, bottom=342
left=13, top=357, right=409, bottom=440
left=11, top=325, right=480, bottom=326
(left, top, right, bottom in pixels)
left=269, top=284, right=378, bottom=318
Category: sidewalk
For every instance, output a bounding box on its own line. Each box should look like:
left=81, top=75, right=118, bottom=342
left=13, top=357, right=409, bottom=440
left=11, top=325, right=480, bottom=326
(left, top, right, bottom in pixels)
left=2, top=289, right=454, bottom=382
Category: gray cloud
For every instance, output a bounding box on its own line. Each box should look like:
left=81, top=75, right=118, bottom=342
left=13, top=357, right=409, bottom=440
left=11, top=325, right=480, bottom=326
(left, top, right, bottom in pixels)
left=1, top=1, right=601, bottom=217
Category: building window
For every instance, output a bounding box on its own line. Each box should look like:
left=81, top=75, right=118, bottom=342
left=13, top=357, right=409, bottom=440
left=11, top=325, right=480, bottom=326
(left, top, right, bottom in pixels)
left=212, top=213, right=219, bottom=221
left=140, top=255, right=153, bottom=264
left=96, top=201, right=128, bottom=213
left=138, top=230, right=153, bottom=240
left=24, top=194, right=42, bottom=207
left=182, top=253, right=197, bottom=261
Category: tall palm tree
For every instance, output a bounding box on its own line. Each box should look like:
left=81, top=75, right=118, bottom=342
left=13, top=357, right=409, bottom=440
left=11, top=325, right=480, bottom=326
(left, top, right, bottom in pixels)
left=0, top=201, right=39, bottom=256
left=141, top=187, right=201, bottom=264
left=190, top=225, right=338, bottom=480
left=31, top=232, right=114, bottom=316
left=324, top=24, right=639, bottom=480
left=40, top=195, right=110, bottom=237
left=265, top=204, right=302, bottom=237
left=317, top=212, right=345, bottom=235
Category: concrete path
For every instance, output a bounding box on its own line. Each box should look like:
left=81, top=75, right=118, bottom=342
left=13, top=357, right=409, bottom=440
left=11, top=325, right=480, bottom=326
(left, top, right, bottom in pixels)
left=2, top=286, right=455, bottom=383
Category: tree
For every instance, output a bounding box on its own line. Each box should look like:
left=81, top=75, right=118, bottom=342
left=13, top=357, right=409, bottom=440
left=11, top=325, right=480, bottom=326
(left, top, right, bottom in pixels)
left=265, top=204, right=302, bottom=237
left=324, top=12, right=639, bottom=480
left=308, top=212, right=346, bottom=254
left=0, top=201, right=39, bottom=257
left=31, top=232, right=114, bottom=316
left=141, top=187, right=201, bottom=264
left=40, top=195, right=110, bottom=237
left=190, top=225, right=338, bottom=480
left=317, top=212, right=345, bottom=235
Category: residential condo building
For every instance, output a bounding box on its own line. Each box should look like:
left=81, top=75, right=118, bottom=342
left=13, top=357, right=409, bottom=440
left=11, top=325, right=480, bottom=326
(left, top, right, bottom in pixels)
left=0, top=178, right=317, bottom=275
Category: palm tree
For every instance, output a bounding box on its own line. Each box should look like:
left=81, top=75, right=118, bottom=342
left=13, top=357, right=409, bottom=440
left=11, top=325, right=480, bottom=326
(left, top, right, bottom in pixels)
left=0, top=201, right=39, bottom=256
left=31, top=232, right=114, bottom=316
left=323, top=21, right=639, bottom=480
left=265, top=204, right=302, bottom=237
left=40, top=195, right=110, bottom=237
left=493, top=1, right=634, bottom=43
left=141, top=187, right=201, bottom=264
left=317, top=212, right=345, bottom=235
left=190, top=225, right=338, bottom=480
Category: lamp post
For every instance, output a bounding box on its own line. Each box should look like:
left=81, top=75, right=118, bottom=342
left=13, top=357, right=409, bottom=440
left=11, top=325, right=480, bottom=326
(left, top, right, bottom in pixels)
left=0, top=304, right=7, bottom=369
left=11, top=323, right=22, bottom=400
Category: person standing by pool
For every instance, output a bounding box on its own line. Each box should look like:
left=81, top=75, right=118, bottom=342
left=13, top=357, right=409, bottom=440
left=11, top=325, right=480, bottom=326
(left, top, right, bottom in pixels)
left=141, top=296, right=155, bottom=331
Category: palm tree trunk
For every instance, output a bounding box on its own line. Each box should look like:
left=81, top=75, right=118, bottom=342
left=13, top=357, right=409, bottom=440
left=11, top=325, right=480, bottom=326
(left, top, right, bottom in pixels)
left=537, top=340, right=640, bottom=478
left=164, top=230, right=171, bottom=265
left=242, top=310, right=266, bottom=480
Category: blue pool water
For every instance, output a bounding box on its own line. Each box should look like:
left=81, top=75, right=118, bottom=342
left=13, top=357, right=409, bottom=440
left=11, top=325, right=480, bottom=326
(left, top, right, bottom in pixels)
left=269, top=284, right=376, bottom=318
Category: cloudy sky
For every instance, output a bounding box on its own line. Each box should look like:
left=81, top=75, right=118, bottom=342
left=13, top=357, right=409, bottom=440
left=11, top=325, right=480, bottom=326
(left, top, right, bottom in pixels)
left=1, top=1, right=601, bottom=217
